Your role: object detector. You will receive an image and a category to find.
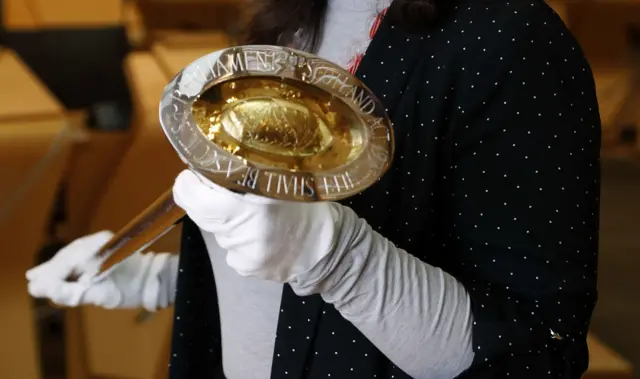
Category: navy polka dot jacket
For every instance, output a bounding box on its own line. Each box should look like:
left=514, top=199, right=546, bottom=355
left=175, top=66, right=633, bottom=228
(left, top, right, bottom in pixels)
left=169, top=1, right=601, bottom=378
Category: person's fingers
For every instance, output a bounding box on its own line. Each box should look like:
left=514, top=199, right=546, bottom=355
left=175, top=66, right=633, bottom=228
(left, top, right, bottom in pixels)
left=27, top=278, right=55, bottom=298
left=174, top=170, right=226, bottom=217
left=26, top=261, right=58, bottom=282
left=28, top=279, right=89, bottom=307
left=190, top=169, right=282, bottom=206
left=173, top=170, right=282, bottom=217
left=26, top=230, right=114, bottom=281
left=82, top=281, right=122, bottom=309
left=173, top=169, right=250, bottom=224
left=65, top=230, right=114, bottom=255
left=47, top=282, right=87, bottom=307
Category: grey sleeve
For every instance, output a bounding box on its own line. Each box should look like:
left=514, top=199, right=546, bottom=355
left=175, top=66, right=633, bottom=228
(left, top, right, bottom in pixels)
left=145, top=253, right=180, bottom=310
left=161, top=253, right=180, bottom=308
left=290, top=206, right=475, bottom=379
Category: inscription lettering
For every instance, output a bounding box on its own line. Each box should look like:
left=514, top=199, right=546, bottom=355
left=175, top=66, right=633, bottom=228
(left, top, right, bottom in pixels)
left=166, top=104, right=187, bottom=134
left=169, top=92, right=189, bottom=104
left=163, top=48, right=392, bottom=202
left=265, top=172, right=277, bottom=193
left=368, top=117, right=387, bottom=133
left=250, top=51, right=277, bottom=72
left=192, top=144, right=211, bottom=162
left=343, top=86, right=376, bottom=115
left=207, top=50, right=291, bottom=78
left=367, top=143, right=390, bottom=166
left=214, top=58, right=232, bottom=77
left=310, top=66, right=343, bottom=86
left=224, top=158, right=236, bottom=178
left=199, top=149, right=223, bottom=171
left=229, top=52, right=246, bottom=72
left=177, top=130, right=202, bottom=155
left=310, top=65, right=376, bottom=115
left=319, top=172, right=357, bottom=196
left=237, top=167, right=260, bottom=190
left=177, top=64, right=209, bottom=97
left=264, top=172, right=315, bottom=197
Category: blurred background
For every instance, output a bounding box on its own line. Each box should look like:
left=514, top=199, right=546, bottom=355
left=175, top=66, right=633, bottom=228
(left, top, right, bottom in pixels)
left=0, top=0, right=638, bottom=378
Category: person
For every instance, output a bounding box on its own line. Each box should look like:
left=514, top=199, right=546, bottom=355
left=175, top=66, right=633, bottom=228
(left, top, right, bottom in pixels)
left=26, top=0, right=601, bottom=378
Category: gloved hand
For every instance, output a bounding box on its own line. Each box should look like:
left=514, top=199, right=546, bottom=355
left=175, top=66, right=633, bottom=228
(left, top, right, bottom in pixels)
left=173, top=169, right=351, bottom=283
left=26, top=231, right=177, bottom=312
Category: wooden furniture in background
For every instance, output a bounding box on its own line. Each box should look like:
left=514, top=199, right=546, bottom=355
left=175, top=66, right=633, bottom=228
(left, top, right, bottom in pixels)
left=4, top=1, right=634, bottom=377
left=566, top=1, right=640, bottom=70
left=585, top=333, right=635, bottom=379
left=74, top=52, right=180, bottom=379
left=557, top=0, right=640, bottom=153
left=2, top=0, right=123, bottom=29
left=151, top=33, right=231, bottom=75
left=122, top=0, right=147, bottom=48
left=121, top=0, right=249, bottom=49
left=67, top=41, right=229, bottom=378
left=0, top=49, right=76, bottom=379
left=135, top=0, right=245, bottom=32
left=547, top=0, right=570, bottom=24
left=593, top=69, right=636, bottom=150
left=58, top=113, right=132, bottom=241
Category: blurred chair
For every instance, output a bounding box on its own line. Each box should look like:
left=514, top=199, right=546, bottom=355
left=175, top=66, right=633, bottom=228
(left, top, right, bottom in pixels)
left=3, top=0, right=132, bottom=119
left=585, top=333, right=634, bottom=379
left=555, top=0, right=640, bottom=154
left=68, top=44, right=222, bottom=378
left=547, top=0, right=570, bottom=25
left=118, top=0, right=249, bottom=50
left=152, top=32, right=231, bottom=75
left=135, top=0, right=244, bottom=43
left=3, top=0, right=122, bottom=29
left=0, top=49, right=76, bottom=379
left=568, top=1, right=640, bottom=71
left=122, top=0, right=147, bottom=49
left=2, top=28, right=132, bottom=114
left=66, top=51, right=178, bottom=379
left=58, top=112, right=132, bottom=241
left=594, top=69, right=635, bottom=150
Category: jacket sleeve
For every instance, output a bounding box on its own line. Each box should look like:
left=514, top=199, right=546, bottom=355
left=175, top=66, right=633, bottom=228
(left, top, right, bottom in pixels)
left=443, top=5, right=600, bottom=377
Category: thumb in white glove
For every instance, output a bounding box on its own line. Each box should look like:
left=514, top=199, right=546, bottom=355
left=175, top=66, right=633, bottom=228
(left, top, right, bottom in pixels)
left=173, top=169, right=340, bottom=283
left=27, top=231, right=178, bottom=312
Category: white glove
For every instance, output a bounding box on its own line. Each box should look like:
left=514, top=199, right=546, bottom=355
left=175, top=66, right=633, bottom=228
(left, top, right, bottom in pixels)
left=172, top=169, right=342, bottom=283
left=26, top=231, right=178, bottom=312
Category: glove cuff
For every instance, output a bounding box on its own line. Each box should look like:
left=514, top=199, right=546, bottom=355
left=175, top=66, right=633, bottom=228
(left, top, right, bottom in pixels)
left=284, top=202, right=344, bottom=283
left=141, top=253, right=173, bottom=312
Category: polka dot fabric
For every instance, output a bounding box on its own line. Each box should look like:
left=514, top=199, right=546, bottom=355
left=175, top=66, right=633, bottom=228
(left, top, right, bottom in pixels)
left=168, top=1, right=600, bottom=378
left=168, top=218, right=223, bottom=379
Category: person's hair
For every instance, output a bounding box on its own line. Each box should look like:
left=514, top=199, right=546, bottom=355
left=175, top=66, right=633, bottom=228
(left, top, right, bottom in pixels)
left=243, top=0, right=448, bottom=52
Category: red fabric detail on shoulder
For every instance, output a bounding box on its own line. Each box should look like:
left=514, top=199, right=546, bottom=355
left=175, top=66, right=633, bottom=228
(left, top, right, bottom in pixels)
left=348, top=7, right=389, bottom=74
